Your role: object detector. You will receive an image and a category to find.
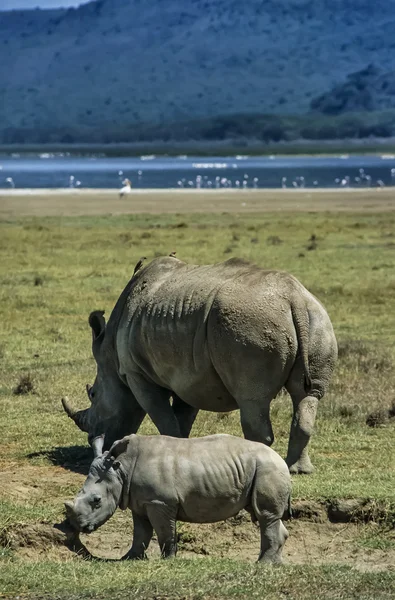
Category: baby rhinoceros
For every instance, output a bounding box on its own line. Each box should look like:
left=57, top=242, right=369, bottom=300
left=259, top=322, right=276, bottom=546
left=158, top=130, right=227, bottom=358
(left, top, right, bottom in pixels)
left=64, top=433, right=292, bottom=563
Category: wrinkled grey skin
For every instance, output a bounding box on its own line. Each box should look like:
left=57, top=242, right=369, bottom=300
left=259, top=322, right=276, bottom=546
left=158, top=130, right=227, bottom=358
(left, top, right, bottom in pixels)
left=65, top=433, right=292, bottom=563
left=62, top=256, right=337, bottom=474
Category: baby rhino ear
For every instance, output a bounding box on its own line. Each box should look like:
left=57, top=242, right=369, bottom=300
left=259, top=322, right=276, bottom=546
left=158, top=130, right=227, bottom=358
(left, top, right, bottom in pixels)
left=109, top=436, right=130, bottom=461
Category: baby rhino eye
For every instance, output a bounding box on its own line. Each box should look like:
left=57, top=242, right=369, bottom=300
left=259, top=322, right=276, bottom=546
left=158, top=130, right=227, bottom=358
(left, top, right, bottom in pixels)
left=91, top=493, right=101, bottom=507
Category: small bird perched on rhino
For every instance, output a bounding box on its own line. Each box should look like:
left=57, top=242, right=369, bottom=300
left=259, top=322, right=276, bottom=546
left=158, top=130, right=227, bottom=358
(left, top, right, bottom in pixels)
left=132, top=256, right=146, bottom=276
left=64, top=433, right=292, bottom=563
left=62, top=255, right=337, bottom=474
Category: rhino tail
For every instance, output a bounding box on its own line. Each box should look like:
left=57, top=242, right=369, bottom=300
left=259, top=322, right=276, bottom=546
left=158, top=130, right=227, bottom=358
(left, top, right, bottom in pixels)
left=283, top=491, right=293, bottom=521
left=291, top=299, right=312, bottom=393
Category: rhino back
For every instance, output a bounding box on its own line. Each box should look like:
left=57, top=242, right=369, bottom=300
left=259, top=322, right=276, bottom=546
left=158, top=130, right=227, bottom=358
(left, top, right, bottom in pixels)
left=115, top=257, right=332, bottom=408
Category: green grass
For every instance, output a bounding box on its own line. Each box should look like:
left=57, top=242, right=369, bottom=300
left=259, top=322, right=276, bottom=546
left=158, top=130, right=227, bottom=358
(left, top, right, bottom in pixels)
left=1, top=560, right=395, bottom=600
left=0, top=210, right=395, bottom=598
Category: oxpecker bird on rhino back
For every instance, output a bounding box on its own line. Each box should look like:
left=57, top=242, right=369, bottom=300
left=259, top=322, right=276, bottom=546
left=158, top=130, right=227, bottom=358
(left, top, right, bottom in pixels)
left=62, top=256, right=337, bottom=474
left=64, top=433, right=292, bottom=563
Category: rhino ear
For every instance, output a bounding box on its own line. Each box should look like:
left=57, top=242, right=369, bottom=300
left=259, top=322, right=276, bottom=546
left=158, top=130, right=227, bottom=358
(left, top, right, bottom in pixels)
left=108, top=436, right=130, bottom=460
left=89, top=310, right=106, bottom=342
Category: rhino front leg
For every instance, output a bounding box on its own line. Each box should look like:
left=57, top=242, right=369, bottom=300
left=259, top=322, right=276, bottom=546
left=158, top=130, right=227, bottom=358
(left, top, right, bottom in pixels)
left=122, top=512, right=153, bottom=560
left=126, top=374, right=182, bottom=438
left=286, top=394, right=318, bottom=474
left=172, top=394, right=199, bottom=437
left=239, top=398, right=274, bottom=446
left=146, top=504, right=178, bottom=559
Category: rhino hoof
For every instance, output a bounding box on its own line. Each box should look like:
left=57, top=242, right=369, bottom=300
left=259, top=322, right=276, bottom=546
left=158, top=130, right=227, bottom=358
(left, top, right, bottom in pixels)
left=288, top=462, right=314, bottom=475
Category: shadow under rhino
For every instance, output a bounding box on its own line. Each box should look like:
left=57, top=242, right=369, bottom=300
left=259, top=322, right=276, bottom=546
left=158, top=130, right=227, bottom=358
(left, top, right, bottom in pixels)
left=28, top=445, right=92, bottom=475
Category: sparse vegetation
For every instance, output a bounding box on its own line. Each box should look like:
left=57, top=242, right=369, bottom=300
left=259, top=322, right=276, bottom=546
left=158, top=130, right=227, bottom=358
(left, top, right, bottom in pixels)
left=13, top=373, right=35, bottom=396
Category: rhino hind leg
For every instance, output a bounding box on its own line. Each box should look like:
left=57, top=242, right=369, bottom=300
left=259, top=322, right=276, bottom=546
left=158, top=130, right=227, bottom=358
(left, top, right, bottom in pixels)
left=285, top=317, right=337, bottom=474
left=257, top=518, right=288, bottom=564
left=122, top=512, right=153, bottom=560
left=285, top=394, right=318, bottom=474
left=146, top=505, right=178, bottom=559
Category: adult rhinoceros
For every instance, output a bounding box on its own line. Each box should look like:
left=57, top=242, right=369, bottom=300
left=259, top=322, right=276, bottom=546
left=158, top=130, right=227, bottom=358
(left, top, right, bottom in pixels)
left=62, top=256, right=337, bottom=474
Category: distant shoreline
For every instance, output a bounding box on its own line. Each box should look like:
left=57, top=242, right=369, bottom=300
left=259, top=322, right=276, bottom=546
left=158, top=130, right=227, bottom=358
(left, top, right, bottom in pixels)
left=0, top=187, right=391, bottom=195
left=1, top=188, right=394, bottom=220
left=2, top=138, right=395, bottom=158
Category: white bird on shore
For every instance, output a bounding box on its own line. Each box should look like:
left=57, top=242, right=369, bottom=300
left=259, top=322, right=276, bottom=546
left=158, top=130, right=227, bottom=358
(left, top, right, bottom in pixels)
left=119, top=178, right=132, bottom=197
left=341, top=176, right=350, bottom=187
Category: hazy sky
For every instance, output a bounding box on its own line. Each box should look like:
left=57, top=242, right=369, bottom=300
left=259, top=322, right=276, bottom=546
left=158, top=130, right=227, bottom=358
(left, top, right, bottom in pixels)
left=0, top=0, right=90, bottom=9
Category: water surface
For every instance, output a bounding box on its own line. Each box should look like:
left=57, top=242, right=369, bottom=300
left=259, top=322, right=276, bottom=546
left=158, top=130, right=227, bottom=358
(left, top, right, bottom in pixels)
left=1, top=154, right=395, bottom=189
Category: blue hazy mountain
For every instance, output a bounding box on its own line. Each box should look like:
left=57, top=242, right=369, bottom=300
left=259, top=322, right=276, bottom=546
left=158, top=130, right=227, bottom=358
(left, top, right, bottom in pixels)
left=1, top=0, right=395, bottom=141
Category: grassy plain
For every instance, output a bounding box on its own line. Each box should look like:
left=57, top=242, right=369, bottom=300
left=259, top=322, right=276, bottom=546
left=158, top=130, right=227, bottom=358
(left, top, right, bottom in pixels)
left=0, top=192, right=395, bottom=598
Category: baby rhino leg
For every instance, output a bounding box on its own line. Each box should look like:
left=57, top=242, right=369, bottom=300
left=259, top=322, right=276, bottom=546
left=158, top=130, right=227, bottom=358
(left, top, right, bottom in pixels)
left=122, top=512, right=153, bottom=560
left=258, top=518, right=288, bottom=564
left=146, top=504, right=178, bottom=559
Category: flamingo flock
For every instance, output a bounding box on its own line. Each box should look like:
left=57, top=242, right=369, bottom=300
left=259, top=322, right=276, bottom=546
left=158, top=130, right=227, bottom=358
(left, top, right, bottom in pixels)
left=1, top=161, right=395, bottom=191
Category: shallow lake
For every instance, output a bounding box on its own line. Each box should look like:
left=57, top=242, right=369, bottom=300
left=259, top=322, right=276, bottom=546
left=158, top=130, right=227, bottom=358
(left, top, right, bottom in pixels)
left=1, top=153, right=395, bottom=189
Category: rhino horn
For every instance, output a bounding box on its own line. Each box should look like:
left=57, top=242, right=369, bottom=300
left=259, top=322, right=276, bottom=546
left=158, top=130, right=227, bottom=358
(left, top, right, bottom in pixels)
left=61, top=397, right=90, bottom=433
left=92, top=434, right=105, bottom=457
left=64, top=500, right=75, bottom=517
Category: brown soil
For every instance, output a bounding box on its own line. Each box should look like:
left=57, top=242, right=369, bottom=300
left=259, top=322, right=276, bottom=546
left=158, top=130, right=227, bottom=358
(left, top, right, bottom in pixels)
left=1, top=188, right=395, bottom=219
left=1, top=464, right=394, bottom=572
left=3, top=510, right=394, bottom=572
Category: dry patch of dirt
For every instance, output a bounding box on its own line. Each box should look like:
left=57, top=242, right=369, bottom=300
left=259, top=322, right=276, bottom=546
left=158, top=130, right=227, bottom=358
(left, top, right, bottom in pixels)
left=0, top=464, right=79, bottom=503
left=3, top=512, right=394, bottom=572
left=1, top=464, right=393, bottom=572
left=1, top=188, right=395, bottom=219
left=1, top=463, right=394, bottom=573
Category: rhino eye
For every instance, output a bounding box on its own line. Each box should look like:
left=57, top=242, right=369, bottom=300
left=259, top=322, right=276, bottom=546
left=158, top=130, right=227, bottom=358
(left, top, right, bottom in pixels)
left=91, top=494, right=101, bottom=507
